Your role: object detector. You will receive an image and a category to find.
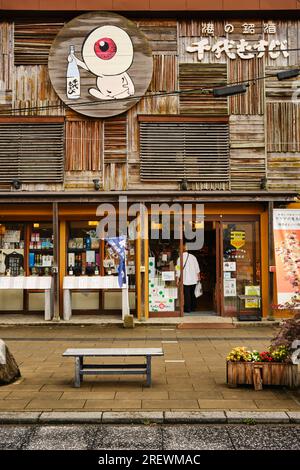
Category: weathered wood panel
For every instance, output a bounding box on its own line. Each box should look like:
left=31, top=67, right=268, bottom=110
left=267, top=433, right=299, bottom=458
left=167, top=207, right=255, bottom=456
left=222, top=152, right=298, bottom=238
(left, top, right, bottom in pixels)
left=65, top=120, right=102, bottom=171
left=149, top=54, right=178, bottom=93
left=179, top=36, right=227, bottom=64
left=266, top=67, right=300, bottom=101
left=265, top=21, right=300, bottom=67
left=179, top=63, right=227, bottom=115
left=14, top=65, right=65, bottom=116
left=64, top=171, right=102, bottom=191
left=14, top=22, right=64, bottom=65
left=267, top=102, right=300, bottom=152
left=104, top=115, right=127, bottom=159
left=135, top=19, right=177, bottom=53
left=230, top=115, right=266, bottom=190
left=229, top=58, right=265, bottom=115
left=267, top=152, right=300, bottom=190
left=179, top=20, right=225, bottom=38
left=0, top=22, right=13, bottom=111
left=103, top=162, right=127, bottom=190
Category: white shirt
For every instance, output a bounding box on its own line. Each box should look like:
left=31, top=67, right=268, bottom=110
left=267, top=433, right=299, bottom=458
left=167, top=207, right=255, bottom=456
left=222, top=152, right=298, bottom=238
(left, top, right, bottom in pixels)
left=177, top=252, right=200, bottom=286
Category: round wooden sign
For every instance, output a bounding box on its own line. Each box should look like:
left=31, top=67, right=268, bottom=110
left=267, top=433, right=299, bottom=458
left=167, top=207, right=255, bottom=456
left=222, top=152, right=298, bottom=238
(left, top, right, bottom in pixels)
left=48, top=12, right=153, bottom=118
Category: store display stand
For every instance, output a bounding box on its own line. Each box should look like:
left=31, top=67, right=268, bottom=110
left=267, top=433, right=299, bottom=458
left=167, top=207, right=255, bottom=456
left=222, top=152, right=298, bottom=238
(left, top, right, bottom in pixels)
left=62, top=275, right=129, bottom=321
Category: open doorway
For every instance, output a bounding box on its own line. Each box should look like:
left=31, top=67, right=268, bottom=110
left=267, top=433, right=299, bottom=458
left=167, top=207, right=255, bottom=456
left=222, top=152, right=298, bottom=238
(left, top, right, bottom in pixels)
left=185, top=221, right=217, bottom=316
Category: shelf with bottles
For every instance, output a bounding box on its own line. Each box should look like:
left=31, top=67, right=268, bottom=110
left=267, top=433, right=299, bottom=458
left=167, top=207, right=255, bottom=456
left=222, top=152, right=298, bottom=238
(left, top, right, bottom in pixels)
left=67, top=222, right=101, bottom=277
left=28, top=224, right=53, bottom=276
left=0, top=223, right=25, bottom=276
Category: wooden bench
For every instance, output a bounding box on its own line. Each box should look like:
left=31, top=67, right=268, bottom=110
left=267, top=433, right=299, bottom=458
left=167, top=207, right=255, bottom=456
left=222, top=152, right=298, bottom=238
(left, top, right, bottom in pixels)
left=63, top=348, right=164, bottom=388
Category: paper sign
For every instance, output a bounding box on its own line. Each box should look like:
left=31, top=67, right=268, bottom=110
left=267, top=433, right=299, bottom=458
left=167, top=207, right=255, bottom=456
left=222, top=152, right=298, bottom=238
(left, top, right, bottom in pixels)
left=3, top=230, right=21, bottom=243
left=148, top=257, right=155, bottom=279
left=223, top=261, right=236, bottom=272
left=86, top=250, right=95, bottom=263
left=162, top=271, right=175, bottom=281
left=224, top=279, right=236, bottom=297
left=224, top=272, right=231, bottom=280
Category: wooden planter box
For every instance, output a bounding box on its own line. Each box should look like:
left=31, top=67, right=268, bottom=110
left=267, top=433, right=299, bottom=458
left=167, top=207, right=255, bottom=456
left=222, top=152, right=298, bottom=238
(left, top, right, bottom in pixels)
left=226, top=361, right=299, bottom=390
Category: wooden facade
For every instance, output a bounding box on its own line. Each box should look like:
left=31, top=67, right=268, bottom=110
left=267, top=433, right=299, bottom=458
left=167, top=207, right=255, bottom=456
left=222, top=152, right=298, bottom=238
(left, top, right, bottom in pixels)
left=0, top=11, right=299, bottom=321
left=0, top=16, right=300, bottom=192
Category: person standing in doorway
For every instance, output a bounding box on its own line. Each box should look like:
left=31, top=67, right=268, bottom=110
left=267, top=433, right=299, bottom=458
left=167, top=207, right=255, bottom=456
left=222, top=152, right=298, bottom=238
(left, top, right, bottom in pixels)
left=177, top=244, right=201, bottom=313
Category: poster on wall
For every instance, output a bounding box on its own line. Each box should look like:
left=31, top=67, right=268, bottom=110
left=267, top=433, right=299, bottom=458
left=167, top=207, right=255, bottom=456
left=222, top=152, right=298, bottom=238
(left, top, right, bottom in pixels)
left=273, top=209, right=300, bottom=309
left=224, top=279, right=236, bottom=297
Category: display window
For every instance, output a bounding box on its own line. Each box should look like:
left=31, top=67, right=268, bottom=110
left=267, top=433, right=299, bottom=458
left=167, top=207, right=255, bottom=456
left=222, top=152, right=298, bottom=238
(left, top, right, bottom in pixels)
left=148, top=216, right=181, bottom=315
left=28, top=223, right=53, bottom=276
left=0, top=223, right=25, bottom=276
left=66, top=220, right=137, bottom=314
left=67, top=221, right=101, bottom=276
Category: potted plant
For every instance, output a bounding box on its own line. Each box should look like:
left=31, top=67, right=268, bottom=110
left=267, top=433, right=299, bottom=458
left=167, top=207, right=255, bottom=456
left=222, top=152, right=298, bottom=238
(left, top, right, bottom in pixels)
left=226, top=316, right=300, bottom=390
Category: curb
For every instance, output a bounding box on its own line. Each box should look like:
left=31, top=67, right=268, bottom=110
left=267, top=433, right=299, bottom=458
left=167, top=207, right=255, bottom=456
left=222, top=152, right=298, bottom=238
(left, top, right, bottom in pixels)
left=0, top=411, right=299, bottom=424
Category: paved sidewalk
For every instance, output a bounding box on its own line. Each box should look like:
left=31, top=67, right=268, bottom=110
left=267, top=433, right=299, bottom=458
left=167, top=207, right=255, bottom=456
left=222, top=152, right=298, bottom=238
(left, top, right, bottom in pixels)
left=0, top=325, right=299, bottom=413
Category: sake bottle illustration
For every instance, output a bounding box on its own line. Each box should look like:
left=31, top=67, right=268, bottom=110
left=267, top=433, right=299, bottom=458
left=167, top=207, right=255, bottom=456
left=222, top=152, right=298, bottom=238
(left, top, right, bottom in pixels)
left=67, top=45, right=80, bottom=99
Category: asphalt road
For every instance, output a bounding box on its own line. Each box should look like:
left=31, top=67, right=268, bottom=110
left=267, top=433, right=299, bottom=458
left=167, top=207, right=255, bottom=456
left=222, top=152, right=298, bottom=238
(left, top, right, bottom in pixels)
left=0, top=423, right=299, bottom=450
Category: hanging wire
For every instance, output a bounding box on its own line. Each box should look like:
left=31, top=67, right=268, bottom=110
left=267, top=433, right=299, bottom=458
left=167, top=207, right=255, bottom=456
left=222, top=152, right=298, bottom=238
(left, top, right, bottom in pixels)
left=0, top=67, right=299, bottom=116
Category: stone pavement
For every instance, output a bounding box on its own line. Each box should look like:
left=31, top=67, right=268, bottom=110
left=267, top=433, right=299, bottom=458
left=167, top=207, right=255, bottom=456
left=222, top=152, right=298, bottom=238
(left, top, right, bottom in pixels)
left=0, top=324, right=299, bottom=413
left=0, top=423, right=300, bottom=450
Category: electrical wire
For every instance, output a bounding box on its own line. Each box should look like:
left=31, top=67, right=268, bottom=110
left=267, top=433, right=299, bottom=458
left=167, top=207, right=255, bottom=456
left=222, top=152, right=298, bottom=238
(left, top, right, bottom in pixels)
left=0, top=67, right=299, bottom=116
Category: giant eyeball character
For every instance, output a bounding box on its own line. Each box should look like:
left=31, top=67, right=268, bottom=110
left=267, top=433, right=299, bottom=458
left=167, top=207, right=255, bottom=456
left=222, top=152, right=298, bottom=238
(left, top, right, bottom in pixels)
left=75, top=25, right=135, bottom=100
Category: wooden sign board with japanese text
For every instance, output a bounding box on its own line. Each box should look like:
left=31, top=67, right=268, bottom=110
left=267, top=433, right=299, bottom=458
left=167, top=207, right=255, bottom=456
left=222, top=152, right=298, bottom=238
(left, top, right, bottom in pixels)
left=48, top=11, right=153, bottom=118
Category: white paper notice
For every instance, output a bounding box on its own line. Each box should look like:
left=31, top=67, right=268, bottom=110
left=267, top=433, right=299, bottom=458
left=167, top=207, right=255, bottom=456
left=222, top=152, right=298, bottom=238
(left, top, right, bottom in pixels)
left=86, top=250, right=95, bottom=263
left=162, top=271, right=175, bottom=281
left=223, top=261, right=236, bottom=272
left=224, top=279, right=236, bottom=297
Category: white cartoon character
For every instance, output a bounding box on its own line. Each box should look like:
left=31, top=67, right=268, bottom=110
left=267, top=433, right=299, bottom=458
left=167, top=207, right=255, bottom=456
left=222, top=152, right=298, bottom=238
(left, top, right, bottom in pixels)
left=71, top=25, right=135, bottom=100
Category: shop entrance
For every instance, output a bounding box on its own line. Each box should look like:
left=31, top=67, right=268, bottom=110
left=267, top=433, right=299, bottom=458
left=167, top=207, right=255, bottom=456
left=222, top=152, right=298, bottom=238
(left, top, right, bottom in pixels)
left=188, top=221, right=217, bottom=315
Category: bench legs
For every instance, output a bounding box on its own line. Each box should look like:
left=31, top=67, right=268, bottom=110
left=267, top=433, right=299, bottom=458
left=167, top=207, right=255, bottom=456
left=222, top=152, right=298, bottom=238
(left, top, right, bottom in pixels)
left=146, top=355, right=151, bottom=387
left=73, top=355, right=152, bottom=387
left=74, top=357, right=83, bottom=388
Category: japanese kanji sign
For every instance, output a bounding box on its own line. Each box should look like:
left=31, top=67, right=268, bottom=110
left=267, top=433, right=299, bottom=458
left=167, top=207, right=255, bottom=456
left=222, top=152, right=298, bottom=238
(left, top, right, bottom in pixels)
left=186, top=21, right=289, bottom=61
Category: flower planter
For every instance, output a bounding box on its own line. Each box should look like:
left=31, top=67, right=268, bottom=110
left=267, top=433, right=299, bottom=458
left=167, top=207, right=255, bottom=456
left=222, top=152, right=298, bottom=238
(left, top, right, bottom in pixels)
left=226, top=361, right=299, bottom=391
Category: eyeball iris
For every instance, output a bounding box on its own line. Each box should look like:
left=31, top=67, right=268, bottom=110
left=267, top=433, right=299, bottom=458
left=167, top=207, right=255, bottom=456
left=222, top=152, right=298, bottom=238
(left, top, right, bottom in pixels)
left=94, top=37, right=117, bottom=60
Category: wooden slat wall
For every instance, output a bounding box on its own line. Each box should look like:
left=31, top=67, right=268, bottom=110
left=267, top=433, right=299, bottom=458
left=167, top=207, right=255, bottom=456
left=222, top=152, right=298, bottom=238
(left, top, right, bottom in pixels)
left=140, top=122, right=230, bottom=182
left=103, top=115, right=127, bottom=190
left=265, top=20, right=300, bottom=67
left=0, top=17, right=300, bottom=192
left=0, top=122, right=64, bottom=183
left=229, top=58, right=265, bottom=115
left=14, top=65, right=64, bottom=116
left=149, top=54, right=177, bottom=93
left=179, top=63, right=227, bottom=115
left=268, top=153, right=300, bottom=190
left=230, top=115, right=266, bottom=190
left=266, top=67, right=300, bottom=101
left=14, top=22, right=64, bottom=65
left=0, top=22, right=13, bottom=112
left=266, top=102, right=300, bottom=153
left=65, top=120, right=102, bottom=171
left=135, top=19, right=177, bottom=53
left=179, top=20, right=226, bottom=64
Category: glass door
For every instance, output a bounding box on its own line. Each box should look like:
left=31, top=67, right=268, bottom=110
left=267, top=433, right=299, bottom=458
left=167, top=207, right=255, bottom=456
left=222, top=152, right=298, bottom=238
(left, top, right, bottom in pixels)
left=222, top=220, right=261, bottom=316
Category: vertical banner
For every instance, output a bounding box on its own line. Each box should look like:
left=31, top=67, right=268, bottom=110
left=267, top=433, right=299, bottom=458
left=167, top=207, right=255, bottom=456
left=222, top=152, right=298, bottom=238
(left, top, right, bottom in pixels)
left=273, top=209, right=300, bottom=309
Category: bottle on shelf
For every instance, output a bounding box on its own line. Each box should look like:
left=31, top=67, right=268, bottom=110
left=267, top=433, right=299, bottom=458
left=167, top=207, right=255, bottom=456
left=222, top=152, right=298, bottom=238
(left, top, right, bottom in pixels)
left=94, top=265, right=99, bottom=276
left=86, top=234, right=91, bottom=250
left=68, top=266, right=74, bottom=276
left=67, top=45, right=80, bottom=100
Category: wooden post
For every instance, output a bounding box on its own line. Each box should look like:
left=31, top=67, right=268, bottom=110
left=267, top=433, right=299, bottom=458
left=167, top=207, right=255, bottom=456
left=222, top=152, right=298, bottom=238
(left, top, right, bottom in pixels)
left=52, top=202, right=60, bottom=321
left=253, top=365, right=263, bottom=391
left=268, top=201, right=275, bottom=321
